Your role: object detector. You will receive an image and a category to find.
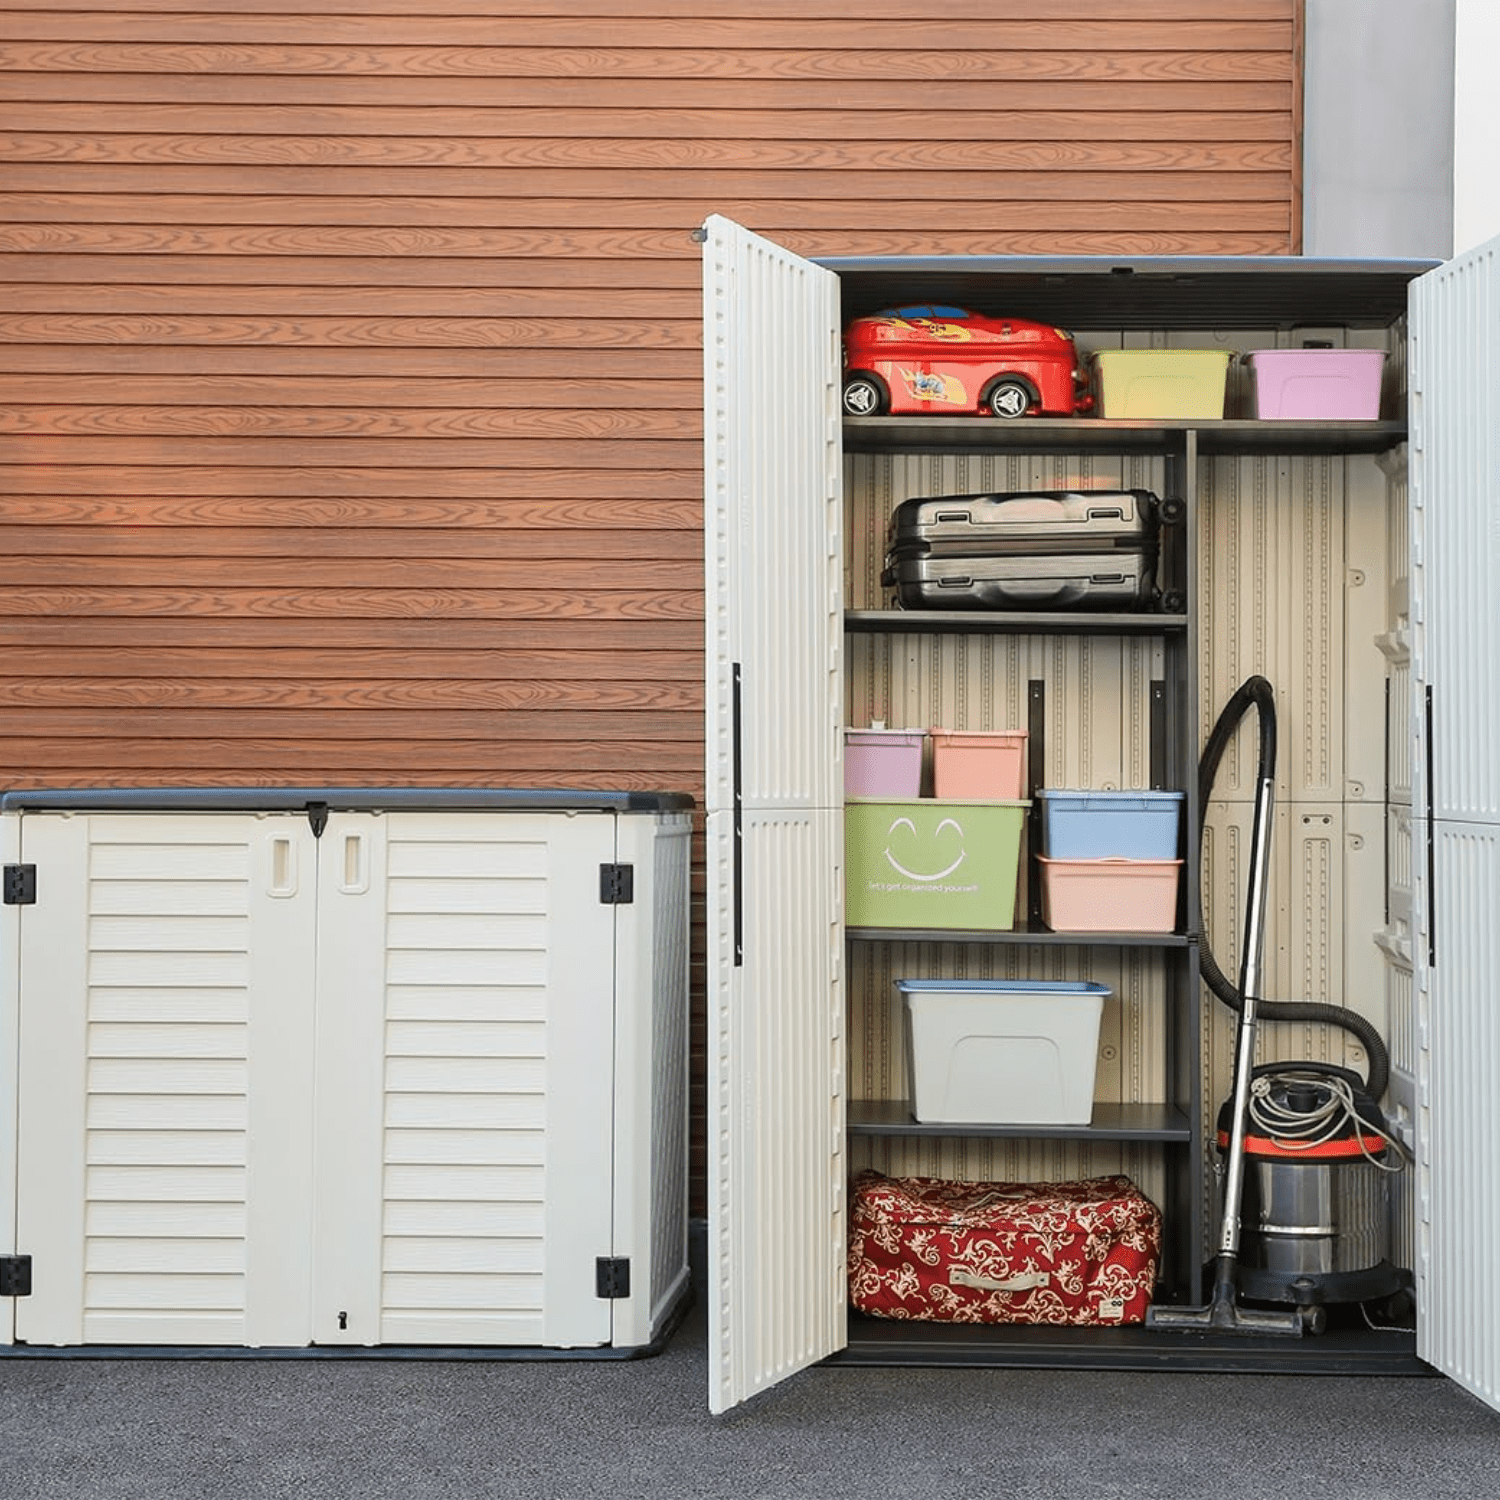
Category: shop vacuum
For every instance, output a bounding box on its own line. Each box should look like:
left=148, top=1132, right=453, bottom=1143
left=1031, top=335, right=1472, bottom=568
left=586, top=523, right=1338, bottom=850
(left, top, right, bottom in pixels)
left=1149, top=675, right=1413, bottom=1337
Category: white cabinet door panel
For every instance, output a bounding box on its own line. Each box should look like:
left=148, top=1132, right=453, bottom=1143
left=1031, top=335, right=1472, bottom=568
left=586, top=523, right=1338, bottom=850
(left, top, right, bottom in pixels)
left=702, top=214, right=845, bottom=1413
left=1410, top=233, right=1500, bottom=1411
left=14, top=813, right=318, bottom=1347
left=312, top=811, right=618, bottom=1349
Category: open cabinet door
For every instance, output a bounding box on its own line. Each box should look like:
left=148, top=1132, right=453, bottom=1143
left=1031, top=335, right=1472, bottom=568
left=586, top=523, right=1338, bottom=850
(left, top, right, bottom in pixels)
left=701, top=215, right=845, bottom=1412
left=1409, top=232, right=1500, bottom=1411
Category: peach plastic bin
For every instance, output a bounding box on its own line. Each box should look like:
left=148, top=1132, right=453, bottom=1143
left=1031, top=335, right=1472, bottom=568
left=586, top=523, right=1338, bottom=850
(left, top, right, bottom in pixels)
left=1037, top=855, right=1182, bottom=933
left=931, top=729, right=1028, bottom=800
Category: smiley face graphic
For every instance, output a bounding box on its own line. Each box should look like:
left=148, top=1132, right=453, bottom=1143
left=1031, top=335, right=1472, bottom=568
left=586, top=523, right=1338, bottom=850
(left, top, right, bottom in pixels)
left=882, top=815, right=969, bottom=882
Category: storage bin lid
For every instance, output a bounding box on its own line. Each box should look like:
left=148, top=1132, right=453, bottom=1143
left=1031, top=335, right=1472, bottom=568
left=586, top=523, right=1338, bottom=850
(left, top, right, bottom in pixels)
left=846, top=796, right=1029, bottom=808
left=895, top=978, right=1111, bottom=998
left=930, top=729, right=1028, bottom=742
left=845, top=727, right=924, bottom=743
left=1037, top=788, right=1183, bottom=803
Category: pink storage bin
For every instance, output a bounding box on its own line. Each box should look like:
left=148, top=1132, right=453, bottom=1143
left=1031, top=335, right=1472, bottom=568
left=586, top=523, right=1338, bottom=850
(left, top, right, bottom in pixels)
left=845, top=727, right=924, bottom=798
left=1037, top=855, right=1182, bottom=933
left=1245, top=348, right=1386, bottom=420
left=931, top=729, right=1028, bottom=800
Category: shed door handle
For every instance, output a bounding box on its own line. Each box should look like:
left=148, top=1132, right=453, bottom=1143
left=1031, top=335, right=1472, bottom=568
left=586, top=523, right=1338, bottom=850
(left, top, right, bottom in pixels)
left=268, top=835, right=297, bottom=898
left=340, top=832, right=369, bottom=894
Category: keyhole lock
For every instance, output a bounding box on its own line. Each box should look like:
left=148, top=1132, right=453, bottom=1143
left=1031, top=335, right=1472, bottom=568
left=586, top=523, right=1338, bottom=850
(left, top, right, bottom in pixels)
left=337, top=1311, right=348, bottom=1331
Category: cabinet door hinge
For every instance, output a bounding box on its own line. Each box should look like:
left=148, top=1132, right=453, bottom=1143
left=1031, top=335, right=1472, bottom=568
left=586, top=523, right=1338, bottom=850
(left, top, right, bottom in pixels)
left=595, top=1256, right=631, bottom=1299
left=0, top=1255, right=32, bottom=1297
left=599, top=863, right=634, bottom=904
left=3, top=865, right=36, bottom=905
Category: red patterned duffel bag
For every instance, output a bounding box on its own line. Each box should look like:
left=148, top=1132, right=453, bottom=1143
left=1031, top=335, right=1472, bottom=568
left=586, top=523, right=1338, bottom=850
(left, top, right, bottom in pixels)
left=848, top=1170, right=1162, bottom=1326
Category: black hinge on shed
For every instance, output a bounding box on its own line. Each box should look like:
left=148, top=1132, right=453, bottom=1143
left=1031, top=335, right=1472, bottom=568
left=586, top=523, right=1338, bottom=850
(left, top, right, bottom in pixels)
left=599, top=863, right=634, bottom=904
left=3, top=865, right=36, bottom=905
left=596, top=1257, right=631, bottom=1299
left=0, top=1256, right=32, bottom=1297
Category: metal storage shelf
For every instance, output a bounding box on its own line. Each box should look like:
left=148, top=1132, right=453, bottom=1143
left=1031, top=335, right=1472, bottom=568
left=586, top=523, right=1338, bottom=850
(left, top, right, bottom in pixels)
left=831, top=1317, right=1424, bottom=1375
left=842, top=416, right=1407, bottom=457
left=849, top=1099, right=1192, bottom=1142
left=847, top=924, right=1193, bottom=948
left=847, top=608, right=1187, bottom=637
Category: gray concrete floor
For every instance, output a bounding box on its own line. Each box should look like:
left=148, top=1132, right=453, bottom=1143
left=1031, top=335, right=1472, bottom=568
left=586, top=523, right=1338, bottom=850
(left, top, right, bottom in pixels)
left=3, top=1297, right=1499, bottom=1500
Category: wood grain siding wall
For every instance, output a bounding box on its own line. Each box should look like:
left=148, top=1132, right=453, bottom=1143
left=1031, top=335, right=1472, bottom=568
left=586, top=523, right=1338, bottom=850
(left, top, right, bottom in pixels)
left=0, top=1, right=1301, bottom=1208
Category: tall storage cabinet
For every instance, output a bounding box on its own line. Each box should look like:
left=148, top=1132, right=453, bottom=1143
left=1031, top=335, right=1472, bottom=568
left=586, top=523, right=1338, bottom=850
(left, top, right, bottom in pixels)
left=704, top=215, right=1500, bottom=1415
left=0, top=788, right=692, bottom=1355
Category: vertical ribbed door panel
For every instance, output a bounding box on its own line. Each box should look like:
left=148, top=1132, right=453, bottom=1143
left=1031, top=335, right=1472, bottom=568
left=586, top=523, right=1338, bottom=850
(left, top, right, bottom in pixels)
left=12, top=812, right=321, bottom=1347
left=702, top=215, right=845, bottom=1413
left=311, top=810, right=618, bottom=1349
left=1410, top=233, right=1500, bottom=1412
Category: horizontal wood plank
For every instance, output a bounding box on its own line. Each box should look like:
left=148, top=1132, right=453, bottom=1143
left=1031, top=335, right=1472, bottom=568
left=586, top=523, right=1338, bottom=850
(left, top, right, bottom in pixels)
left=0, top=467, right=704, bottom=500
left=0, top=586, right=703, bottom=619
left=1, top=556, right=703, bottom=588
left=0, top=197, right=1290, bottom=230
left=0, top=43, right=1292, bottom=83
left=0, top=618, right=706, bottom=649
left=0, top=527, right=705, bottom=559
left=0, top=405, right=702, bottom=441
left=0, top=677, right=705, bottom=710
left=0, top=345, right=708, bottom=378
left=0, top=766, right=706, bottom=795
left=0, top=310, right=703, bottom=346
left=0, top=75, right=1292, bottom=111
left=0, top=1, right=1293, bottom=18
left=0, top=225, right=1290, bottom=258
left=0, top=647, right=702, bottom=681
left=0, top=376, right=703, bottom=409
left=0, top=17, right=1291, bottom=50
left=0, top=105, right=1295, bottom=142
left=1, top=164, right=1293, bottom=200
left=0, top=736, right=707, bottom=768
left=0, top=438, right=700, bottom=469
left=0, top=253, right=710, bottom=289
left=0, top=497, right=702, bottom=529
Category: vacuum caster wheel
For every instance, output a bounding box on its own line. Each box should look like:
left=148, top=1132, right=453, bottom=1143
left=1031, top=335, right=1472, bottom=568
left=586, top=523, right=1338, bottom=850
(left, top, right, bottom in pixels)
left=1379, top=1288, right=1415, bottom=1326
left=1297, top=1304, right=1328, bottom=1336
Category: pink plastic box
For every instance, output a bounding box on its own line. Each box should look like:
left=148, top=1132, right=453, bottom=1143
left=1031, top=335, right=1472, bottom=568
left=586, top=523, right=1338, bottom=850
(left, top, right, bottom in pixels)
left=931, top=729, right=1028, bottom=800
left=1245, top=348, right=1386, bottom=420
left=1037, top=855, right=1182, bottom=933
left=845, top=727, right=924, bottom=798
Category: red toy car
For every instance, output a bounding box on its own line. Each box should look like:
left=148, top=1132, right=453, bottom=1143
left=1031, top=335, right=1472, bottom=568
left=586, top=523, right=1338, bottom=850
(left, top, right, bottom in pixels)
left=842, top=305, right=1094, bottom=419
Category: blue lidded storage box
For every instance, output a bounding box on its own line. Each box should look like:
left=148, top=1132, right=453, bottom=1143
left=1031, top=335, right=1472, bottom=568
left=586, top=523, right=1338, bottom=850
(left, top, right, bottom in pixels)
left=1038, top=789, right=1184, bottom=860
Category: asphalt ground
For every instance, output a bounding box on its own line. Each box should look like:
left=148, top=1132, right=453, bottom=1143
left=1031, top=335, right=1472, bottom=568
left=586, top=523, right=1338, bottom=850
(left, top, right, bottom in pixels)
left=3, top=1290, right=1499, bottom=1500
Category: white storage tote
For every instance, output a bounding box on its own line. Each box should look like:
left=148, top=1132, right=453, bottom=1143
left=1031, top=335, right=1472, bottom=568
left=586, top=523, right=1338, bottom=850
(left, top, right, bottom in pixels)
left=898, top=978, right=1108, bottom=1125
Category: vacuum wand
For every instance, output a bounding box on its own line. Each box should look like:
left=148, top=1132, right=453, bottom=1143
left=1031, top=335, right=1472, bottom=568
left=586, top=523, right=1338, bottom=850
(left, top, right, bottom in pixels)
left=1149, top=763, right=1303, bottom=1336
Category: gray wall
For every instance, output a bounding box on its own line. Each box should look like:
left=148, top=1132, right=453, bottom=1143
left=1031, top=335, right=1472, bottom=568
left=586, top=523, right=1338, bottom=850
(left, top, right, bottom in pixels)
left=1303, top=0, right=1455, bottom=259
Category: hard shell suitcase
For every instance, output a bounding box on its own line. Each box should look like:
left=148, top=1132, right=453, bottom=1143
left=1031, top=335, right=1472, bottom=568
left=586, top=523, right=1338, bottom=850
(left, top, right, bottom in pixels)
left=881, top=488, right=1181, bottom=611
left=847, top=1169, right=1162, bottom=1325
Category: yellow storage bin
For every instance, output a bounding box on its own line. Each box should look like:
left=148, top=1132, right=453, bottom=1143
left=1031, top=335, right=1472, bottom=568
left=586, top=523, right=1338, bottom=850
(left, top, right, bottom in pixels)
left=1091, top=349, right=1231, bottom=419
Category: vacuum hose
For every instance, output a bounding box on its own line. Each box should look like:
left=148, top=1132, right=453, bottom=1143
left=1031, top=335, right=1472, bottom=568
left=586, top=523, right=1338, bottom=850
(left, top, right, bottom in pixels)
left=1198, top=675, right=1390, bottom=1102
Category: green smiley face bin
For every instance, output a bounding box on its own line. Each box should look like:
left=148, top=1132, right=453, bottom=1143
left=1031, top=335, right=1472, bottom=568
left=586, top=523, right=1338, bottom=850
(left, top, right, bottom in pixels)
left=844, top=797, right=1029, bottom=930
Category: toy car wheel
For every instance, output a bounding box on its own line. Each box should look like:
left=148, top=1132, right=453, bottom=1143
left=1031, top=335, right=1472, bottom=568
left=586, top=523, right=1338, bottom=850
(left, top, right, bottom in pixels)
left=842, top=374, right=887, bottom=417
left=986, top=377, right=1034, bottom=419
